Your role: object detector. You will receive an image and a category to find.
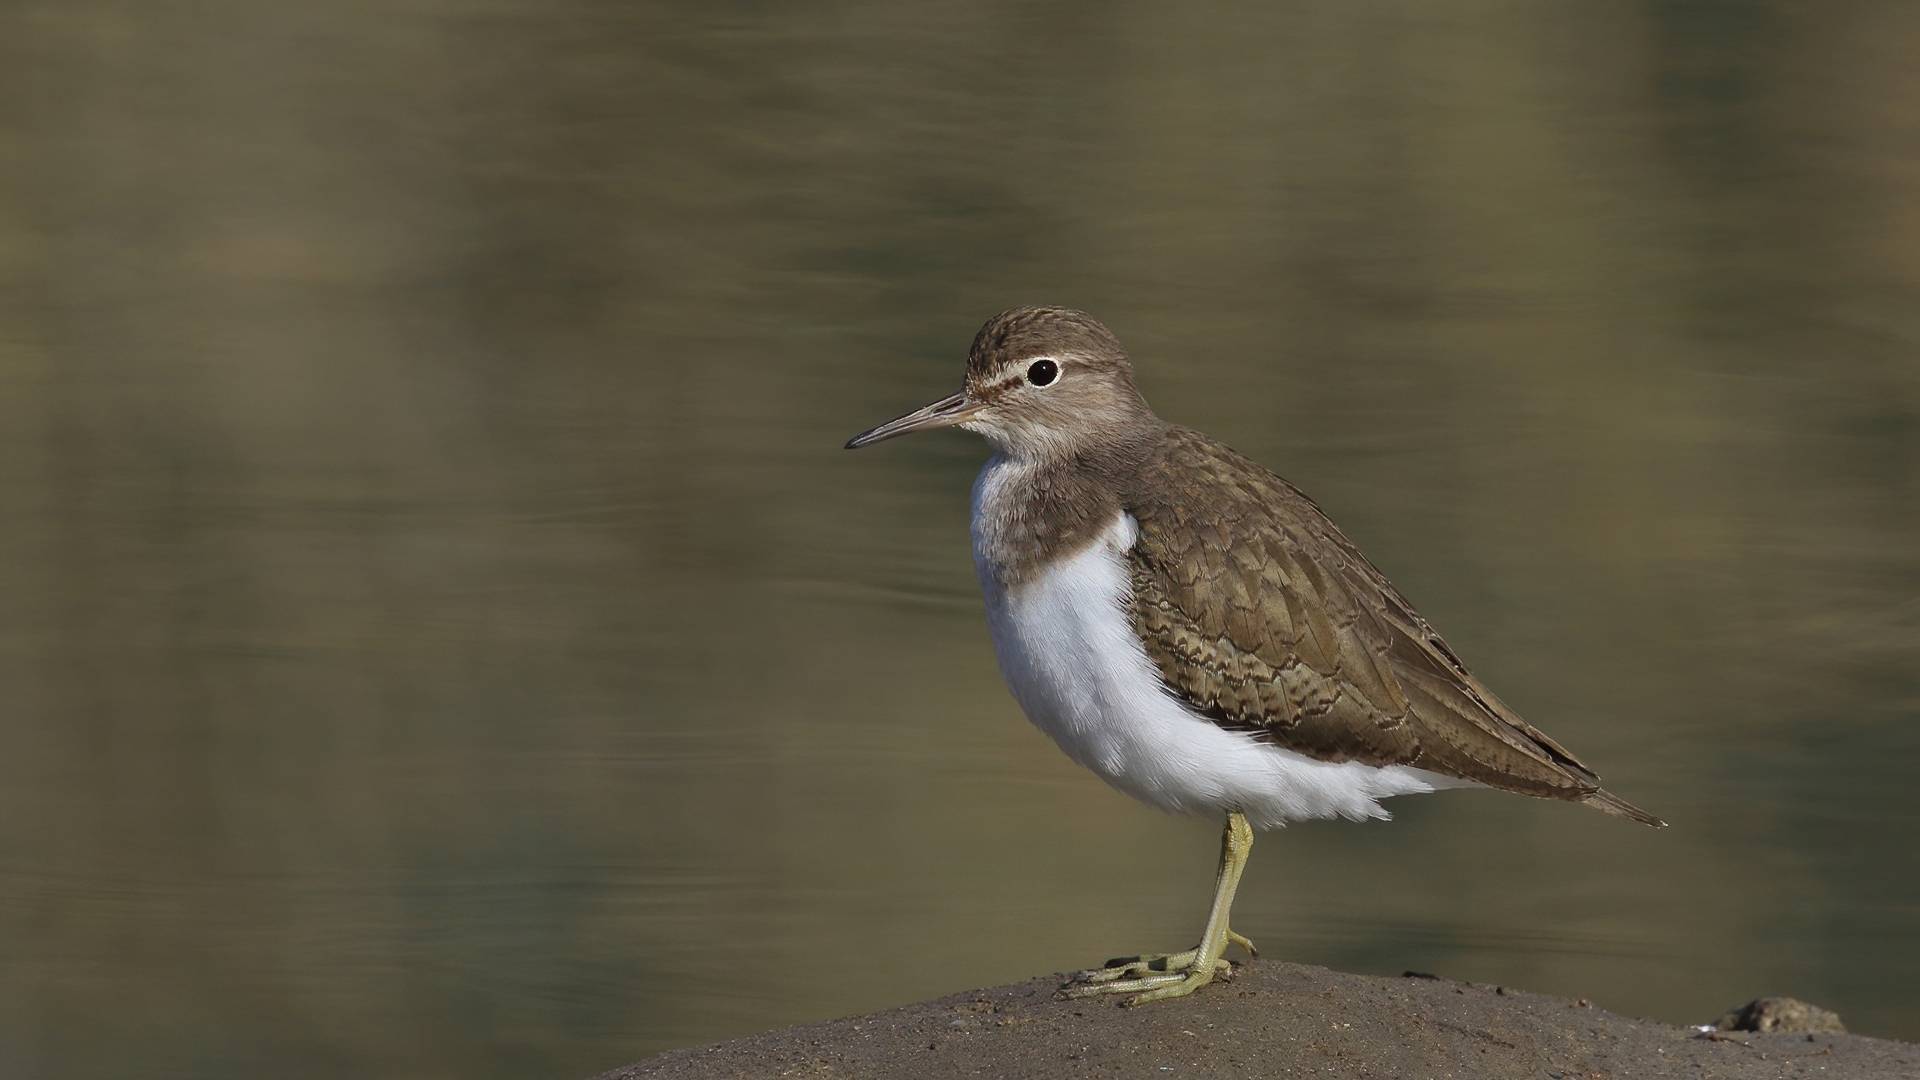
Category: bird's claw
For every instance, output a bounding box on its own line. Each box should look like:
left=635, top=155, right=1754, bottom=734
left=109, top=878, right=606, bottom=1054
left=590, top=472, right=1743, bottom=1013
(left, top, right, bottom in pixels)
left=1060, top=929, right=1257, bottom=1003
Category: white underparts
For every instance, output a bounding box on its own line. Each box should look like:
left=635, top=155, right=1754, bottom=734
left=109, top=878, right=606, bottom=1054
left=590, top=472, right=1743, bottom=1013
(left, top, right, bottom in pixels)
left=973, top=460, right=1466, bottom=829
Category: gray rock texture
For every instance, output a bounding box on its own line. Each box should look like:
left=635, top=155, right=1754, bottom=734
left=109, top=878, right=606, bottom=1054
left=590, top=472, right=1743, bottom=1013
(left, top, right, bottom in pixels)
left=601, top=961, right=1913, bottom=1079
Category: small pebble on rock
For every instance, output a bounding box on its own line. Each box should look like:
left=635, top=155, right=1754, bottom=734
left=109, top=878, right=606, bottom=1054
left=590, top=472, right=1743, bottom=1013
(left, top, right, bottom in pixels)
left=1714, top=997, right=1846, bottom=1034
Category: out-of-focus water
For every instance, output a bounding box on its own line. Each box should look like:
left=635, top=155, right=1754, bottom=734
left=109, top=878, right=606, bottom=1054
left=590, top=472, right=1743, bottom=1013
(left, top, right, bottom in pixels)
left=2, top=2, right=1917, bottom=1076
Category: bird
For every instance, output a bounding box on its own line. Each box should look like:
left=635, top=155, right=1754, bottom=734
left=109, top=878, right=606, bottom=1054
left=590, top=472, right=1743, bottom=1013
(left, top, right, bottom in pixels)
left=845, top=306, right=1664, bottom=1006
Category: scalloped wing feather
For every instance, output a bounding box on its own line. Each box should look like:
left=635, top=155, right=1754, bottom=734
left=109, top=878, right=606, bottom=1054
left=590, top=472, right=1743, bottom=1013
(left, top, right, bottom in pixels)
left=1125, top=427, right=1663, bottom=825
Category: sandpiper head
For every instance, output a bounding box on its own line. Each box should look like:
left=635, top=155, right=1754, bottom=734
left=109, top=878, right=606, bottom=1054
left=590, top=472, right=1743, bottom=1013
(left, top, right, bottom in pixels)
left=846, top=306, right=1155, bottom=459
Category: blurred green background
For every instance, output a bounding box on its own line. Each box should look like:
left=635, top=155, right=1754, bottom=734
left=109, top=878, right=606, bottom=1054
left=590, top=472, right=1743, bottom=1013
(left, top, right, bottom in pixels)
left=3, top=2, right=1917, bottom=1077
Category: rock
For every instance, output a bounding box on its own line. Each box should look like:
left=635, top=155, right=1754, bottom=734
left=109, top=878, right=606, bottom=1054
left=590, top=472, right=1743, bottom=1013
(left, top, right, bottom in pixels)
left=1715, top=997, right=1847, bottom=1034
left=603, top=962, right=1919, bottom=1080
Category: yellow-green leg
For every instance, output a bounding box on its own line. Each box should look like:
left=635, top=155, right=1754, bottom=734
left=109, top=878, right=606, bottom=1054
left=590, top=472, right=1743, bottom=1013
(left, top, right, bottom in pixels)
left=1065, top=812, right=1257, bottom=1006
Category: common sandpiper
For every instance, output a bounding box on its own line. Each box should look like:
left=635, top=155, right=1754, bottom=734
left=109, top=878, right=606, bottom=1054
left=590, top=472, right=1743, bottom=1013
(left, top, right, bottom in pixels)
left=847, top=306, right=1663, bottom=1006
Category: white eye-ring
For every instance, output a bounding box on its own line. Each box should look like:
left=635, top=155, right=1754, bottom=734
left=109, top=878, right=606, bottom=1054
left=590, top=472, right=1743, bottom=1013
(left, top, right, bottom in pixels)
left=1026, top=359, right=1058, bottom=387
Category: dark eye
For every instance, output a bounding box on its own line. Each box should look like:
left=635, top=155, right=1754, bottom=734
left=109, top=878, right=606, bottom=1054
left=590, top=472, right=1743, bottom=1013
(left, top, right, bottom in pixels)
left=1026, top=359, right=1058, bottom=387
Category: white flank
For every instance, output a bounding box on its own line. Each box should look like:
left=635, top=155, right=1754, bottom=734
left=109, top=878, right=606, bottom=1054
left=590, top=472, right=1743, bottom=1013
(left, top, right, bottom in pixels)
left=973, top=458, right=1469, bottom=829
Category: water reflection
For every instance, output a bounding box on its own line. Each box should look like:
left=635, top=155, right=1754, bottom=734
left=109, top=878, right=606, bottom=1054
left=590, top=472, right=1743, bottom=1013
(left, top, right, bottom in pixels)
left=2, top=1, right=1916, bottom=1076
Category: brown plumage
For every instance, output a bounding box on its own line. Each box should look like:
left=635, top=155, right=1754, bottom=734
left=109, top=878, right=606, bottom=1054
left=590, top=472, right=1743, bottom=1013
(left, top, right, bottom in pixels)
left=1126, top=427, right=1661, bottom=823
left=848, top=305, right=1662, bottom=1006
left=853, top=304, right=1662, bottom=826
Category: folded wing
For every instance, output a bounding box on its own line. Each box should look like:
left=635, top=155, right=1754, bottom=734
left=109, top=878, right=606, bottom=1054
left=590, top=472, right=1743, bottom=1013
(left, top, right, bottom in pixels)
left=1126, top=428, right=1663, bottom=826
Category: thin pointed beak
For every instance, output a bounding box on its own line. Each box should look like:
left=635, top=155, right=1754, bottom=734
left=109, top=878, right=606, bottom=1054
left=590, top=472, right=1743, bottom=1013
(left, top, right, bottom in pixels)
left=845, top=391, right=976, bottom=449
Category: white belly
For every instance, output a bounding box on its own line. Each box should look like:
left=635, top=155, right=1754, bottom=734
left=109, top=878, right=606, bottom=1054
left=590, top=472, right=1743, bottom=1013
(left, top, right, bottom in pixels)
left=972, top=472, right=1463, bottom=829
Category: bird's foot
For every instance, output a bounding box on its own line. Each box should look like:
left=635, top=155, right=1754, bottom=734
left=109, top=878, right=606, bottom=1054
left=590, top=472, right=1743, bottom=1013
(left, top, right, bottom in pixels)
left=1061, top=930, right=1257, bottom=1005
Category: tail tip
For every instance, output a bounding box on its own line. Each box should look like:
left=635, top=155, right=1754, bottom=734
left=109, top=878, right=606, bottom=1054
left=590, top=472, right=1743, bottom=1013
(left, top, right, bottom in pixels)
left=1586, top=789, right=1667, bottom=828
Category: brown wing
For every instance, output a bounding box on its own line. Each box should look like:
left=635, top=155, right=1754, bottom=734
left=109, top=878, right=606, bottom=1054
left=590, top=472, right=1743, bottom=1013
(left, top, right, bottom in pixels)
left=1126, top=428, right=1662, bottom=825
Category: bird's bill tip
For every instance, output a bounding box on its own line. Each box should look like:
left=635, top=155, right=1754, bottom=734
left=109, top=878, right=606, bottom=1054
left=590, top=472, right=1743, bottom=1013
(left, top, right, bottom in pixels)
left=845, top=391, right=974, bottom=449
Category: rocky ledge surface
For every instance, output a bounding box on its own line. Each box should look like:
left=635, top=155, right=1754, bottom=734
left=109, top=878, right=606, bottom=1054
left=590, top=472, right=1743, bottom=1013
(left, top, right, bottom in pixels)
left=600, top=961, right=1914, bottom=1080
